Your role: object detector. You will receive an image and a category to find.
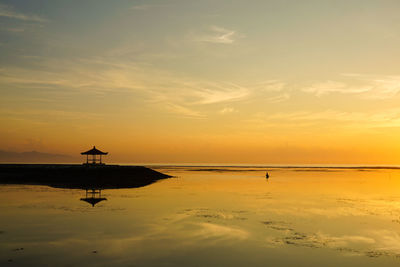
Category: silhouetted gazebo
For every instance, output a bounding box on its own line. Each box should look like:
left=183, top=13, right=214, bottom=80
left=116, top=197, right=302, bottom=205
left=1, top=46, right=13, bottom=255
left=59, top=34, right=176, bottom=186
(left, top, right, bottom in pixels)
left=81, top=146, right=108, bottom=165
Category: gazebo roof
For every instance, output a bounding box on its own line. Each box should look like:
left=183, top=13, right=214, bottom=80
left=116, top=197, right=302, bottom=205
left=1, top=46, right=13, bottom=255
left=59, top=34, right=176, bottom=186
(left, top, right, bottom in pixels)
left=81, top=146, right=108, bottom=155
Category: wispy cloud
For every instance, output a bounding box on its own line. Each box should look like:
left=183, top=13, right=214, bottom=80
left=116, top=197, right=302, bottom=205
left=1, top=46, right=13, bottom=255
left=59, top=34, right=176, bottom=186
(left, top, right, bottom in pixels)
left=130, top=4, right=162, bottom=11
left=0, top=4, right=48, bottom=22
left=250, top=108, right=400, bottom=129
left=365, top=75, right=400, bottom=99
left=302, top=81, right=370, bottom=97
left=248, top=80, right=289, bottom=103
left=6, top=27, right=25, bottom=33
left=0, top=57, right=251, bottom=118
left=219, top=107, right=235, bottom=114
left=252, top=80, right=286, bottom=92
left=193, top=26, right=241, bottom=44
left=164, top=103, right=204, bottom=118
left=264, top=93, right=290, bottom=103
left=191, top=82, right=249, bottom=104
left=303, top=74, right=400, bottom=99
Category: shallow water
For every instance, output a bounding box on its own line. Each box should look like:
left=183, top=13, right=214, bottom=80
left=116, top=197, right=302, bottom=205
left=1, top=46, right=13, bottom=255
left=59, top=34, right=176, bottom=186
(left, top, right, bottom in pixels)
left=1, top=167, right=400, bottom=266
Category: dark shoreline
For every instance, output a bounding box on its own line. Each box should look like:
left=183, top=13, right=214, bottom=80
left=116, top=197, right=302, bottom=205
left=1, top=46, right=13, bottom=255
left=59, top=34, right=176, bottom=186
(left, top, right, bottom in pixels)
left=0, top=164, right=172, bottom=189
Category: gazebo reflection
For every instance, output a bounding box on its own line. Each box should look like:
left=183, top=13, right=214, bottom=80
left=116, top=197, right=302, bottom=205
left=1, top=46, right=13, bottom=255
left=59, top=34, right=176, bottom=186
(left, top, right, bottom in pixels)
left=80, top=189, right=107, bottom=207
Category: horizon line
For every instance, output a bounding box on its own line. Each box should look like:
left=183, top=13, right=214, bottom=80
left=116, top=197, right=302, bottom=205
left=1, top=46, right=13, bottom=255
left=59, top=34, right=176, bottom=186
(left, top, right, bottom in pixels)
left=1, top=162, right=400, bottom=170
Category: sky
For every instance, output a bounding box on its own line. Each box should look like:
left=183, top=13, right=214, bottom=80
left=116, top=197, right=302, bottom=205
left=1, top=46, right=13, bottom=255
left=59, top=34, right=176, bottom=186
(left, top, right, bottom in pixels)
left=1, top=0, right=400, bottom=164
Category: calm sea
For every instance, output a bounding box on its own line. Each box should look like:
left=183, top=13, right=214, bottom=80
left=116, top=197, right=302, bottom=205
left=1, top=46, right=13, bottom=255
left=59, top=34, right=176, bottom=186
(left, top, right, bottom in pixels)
left=1, top=166, right=400, bottom=266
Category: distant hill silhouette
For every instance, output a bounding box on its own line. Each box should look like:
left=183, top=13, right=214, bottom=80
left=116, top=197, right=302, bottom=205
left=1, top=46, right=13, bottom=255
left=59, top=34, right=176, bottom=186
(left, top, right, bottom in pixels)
left=0, top=150, right=76, bottom=163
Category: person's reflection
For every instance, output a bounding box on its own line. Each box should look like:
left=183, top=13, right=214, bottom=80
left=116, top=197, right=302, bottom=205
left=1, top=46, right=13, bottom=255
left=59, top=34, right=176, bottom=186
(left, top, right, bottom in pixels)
left=80, top=188, right=107, bottom=207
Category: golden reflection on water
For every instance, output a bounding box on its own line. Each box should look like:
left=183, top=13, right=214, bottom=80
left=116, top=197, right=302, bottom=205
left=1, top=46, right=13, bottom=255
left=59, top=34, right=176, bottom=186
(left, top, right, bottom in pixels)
left=1, top=167, right=400, bottom=266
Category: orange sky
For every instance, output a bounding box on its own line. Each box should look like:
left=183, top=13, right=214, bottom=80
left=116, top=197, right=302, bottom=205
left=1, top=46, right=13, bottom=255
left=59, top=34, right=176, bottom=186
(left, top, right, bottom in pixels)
left=1, top=1, right=400, bottom=164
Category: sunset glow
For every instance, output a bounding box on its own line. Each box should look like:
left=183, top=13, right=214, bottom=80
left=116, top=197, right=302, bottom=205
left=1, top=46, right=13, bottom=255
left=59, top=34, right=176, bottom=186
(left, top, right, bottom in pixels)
left=1, top=1, right=400, bottom=164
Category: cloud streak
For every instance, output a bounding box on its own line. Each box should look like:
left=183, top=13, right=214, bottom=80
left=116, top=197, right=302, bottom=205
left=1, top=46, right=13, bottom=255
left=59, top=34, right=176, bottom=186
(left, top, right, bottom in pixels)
left=193, top=26, right=240, bottom=44
left=190, top=82, right=249, bottom=104
left=249, top=108, right=400, bottom=129
left=303, top=74, right=400, bottom=99
left=130, top=4, right=163, bottom=11
left=302, top=81, right=371, bottom=96
left=164, top=103, right=204, bottom=118
left=0, top=57, right=252, bottom=118
left=0, top=4, right=48, bottom=22
left=219, top=107, right=235, bottom=114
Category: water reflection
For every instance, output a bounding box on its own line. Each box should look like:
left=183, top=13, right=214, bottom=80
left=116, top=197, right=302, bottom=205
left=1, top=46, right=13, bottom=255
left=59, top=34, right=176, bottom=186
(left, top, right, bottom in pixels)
left=1, top=167, right=400, bottom=266
left=80, top=189, right=107, bottom=207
